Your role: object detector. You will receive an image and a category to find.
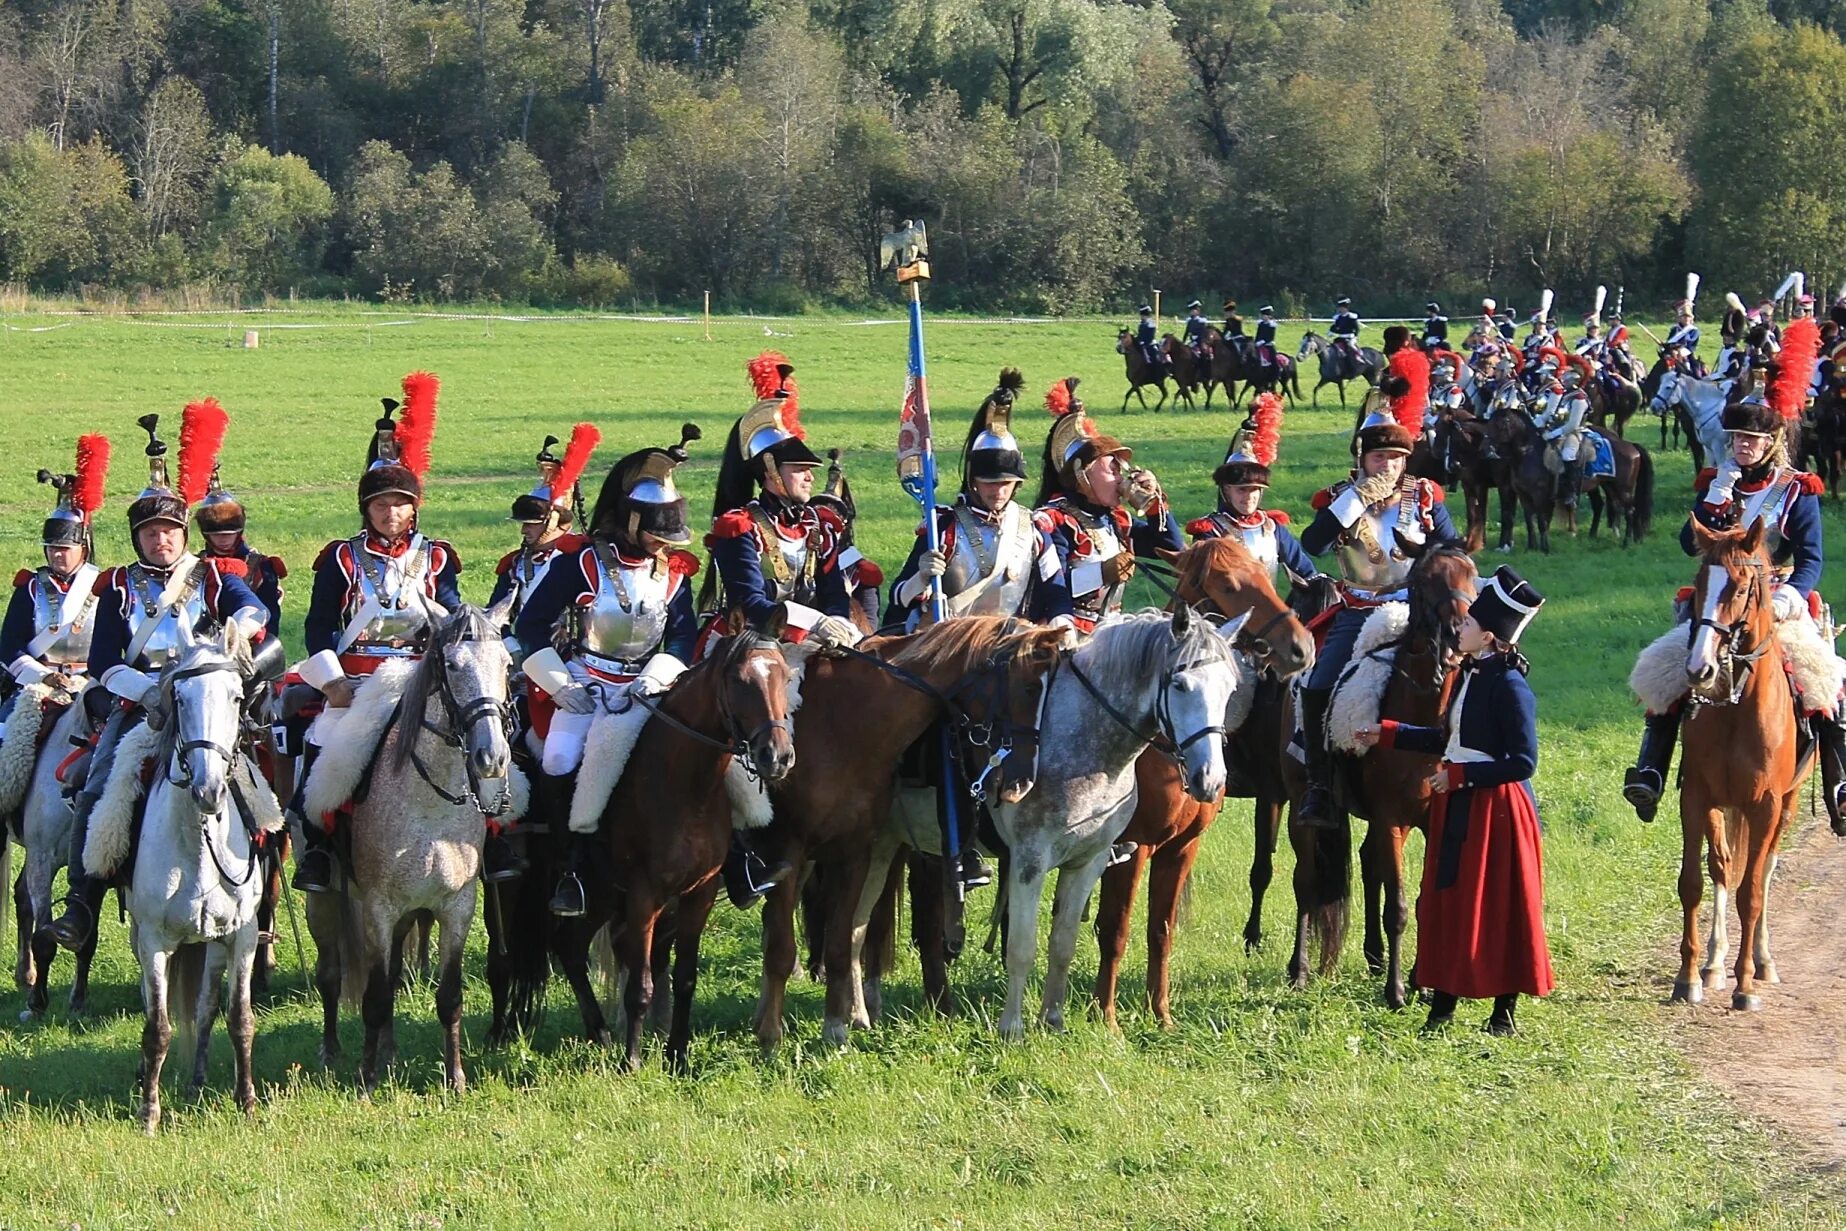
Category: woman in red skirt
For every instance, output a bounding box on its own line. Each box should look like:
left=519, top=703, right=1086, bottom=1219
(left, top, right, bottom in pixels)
left=1354, top=564, right=1555, bottom=1034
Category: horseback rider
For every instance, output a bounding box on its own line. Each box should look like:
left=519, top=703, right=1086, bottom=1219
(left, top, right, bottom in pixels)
left=813, top=450, right=884, bottom=632
left=1574, top=315, right=1606, bottom=364
left=1253, top=305, right=1280, bottom=376
left=1664, top=300, right=1702, bottom=372
left=1222, top=298, right=1245, bottom=339
left=1478, top=298, right=1500, bottom=348
left=1422, top=302, right=1449, bottom=351
left=290, top=377, right=521, bottom=893
left=515, top=427, right=703, bottom=918
left=1534, top=347, right=1592, bottom=511
left=1330, top=298, right=1362, bottom=371
left=1031, top=376, right=1181, bottom=634
left=2, top=439, right=108, bottom=734
left=1295, top=349, right=1461, bottom=829
left=490, top=430, right=595, bottom=648
left=699, top=351, right=861, bottom=652
left=1135, top=305, right=1163, bottom=371
left=1183, top=300, right=1212, bottom=360
left=45, top=414, right=269, bottom=951
left=1185, top=393, right=1318, bottom=590
left=1623, top=365, right=1841, bottom=828
left=1605, top=312, right=1635, bottom=381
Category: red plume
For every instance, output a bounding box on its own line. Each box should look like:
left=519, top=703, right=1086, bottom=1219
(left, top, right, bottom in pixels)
left=1045, top=379, right=1075, bottom=417
left=1771, top=317, right=1821, bottom=421
left=178, top=398, right=230, bottom=506
left=397, top=371, right=440, bottom=478
left=1248, top=392, right=1284, bottom=468
left=553, top=422, right=601, bottom=500
left=73, top=434, right=110, bottom=517
left=745, top=351, right=802, bottom=438
left=1537, top=346, right=1570, bottom=372
left=1386, top=347, right=1430, bottom=436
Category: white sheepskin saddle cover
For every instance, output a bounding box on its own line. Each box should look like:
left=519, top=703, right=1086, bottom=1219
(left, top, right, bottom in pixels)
left=0, top=680, right=62, bottom=816
left=566, top=658, right=807, bottom=836
left=302, top=660, right=416, bottom=823
left=85, top=723, right=285, bottom=877
left=1328, top=602, right=1410, bottom=755
left=1226, top=650, right=1258, bottom=735
left=1631, top=615, right=1846, bottom=715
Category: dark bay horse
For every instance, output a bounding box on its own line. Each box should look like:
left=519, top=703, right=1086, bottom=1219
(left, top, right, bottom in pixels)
left=1092, top=537, right=1315, bottom=1027
left=1281, top=543, right=1477, bottom=1007
left=1488, top=406, right=1558, bottom=553
left=1588, top=371, right=1642, bottom=439
left=1156, top=336, right=1201, bottom=411
left=1582, top=429, right=1655, bottom=547
left=1115, top=329, right=1171, bottom=411
left=1299, top=331, right=1382, bottom=407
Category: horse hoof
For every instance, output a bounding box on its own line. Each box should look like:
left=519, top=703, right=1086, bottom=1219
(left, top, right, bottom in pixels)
left=1702, top=970, right=1727, bottom=994
left=1731, top=992, right=1763, bottom=1012
left=998, top=1018, right=1026, bottom=1042
left=140, top=1111, right=159, bottom=1136
left=821, top=1019, right=849, bottom=1049
left=17, top=1008, right=38, bottom=1024
left=1670, top=980, right=1703, bottom=1005
left=240, top=1095, right=258, bottom=1117
left=1758, top=964, right=1781, bottom=985
left=1041, top=1012, right=1066, bottom=1034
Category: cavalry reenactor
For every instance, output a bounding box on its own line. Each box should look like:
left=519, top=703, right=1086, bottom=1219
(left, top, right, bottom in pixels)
left=1330, top=298, right=1363, bottom=368
left=490, top=428, right=597, bottom=653
left=700, top=352, right=860, bottom=651
left=289, top=375, right=513, bottom=893
left=46, top=413, right=268, bottom=951
left=1183, top=300, right=1211, bottom=360
left=514, top=427, right=703, bottom=917
left=1574, top=315, right=1606, bottom=363
left=1534, top=348, right=1593, bottom=511
left=1, top=437, right=108, bottom=728
left=813, top=450, right=883, bottom=632
left=1295, top=350, right=1461, bottom=829
left=1422, top=302, right=1449, bottom=350
left=1135, top=305, right=1162, bottom=371
left=1605, top=312, right=1635, bottom=380
left=189, top=409, right=286, bottom=642
left=1222, top=298, right=1245, bottom=339
left=1031, top=377, right=1181, bottom=634
left=1664, top=301, right=1701, bottom=364
left=1185, top=392, right=1317, bottom=590
left=1253, top=306, right=1281, bottom=377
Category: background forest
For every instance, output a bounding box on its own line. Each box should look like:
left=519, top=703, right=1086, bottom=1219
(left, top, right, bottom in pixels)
left=0, top=0, right=1840, bottom=313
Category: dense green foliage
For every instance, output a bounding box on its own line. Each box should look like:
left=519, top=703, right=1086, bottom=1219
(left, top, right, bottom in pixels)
left=0, top=312, right=1842, bottom=1226
left=0, top=0, right=1836, bottom=313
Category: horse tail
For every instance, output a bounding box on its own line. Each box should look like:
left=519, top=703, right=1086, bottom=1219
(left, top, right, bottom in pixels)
left=589, top=921, right=619, bottom=1022
left=338, top=893, right=368, bottom=1009
left=166, top=941, right=209, bottom=1066
left=1632, top=447, right=1655, bottom=541
left=1304, top=814, right=1350, bottom=964
left=499, top=878, right=553, bottom=1037
left=870, top=854, right=903, bottom=983
left=801, top=862, right=828, bottom=982
left=0, top=827, right=12, bottom=955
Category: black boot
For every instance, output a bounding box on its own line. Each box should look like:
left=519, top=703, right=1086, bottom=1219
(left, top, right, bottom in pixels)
left=46, top=789, right=105, bottom=952
left=1559, top=460, right=1580, bottom=510
left=549, top=832, right=596, bottom=917
left=1423, top=991, right=1458, bottom=1033
left=958, top=848, right=993, bottom=889
left=292, top=821, right=336, bottom=893
left=1297, top=687, right=1342, bottom=830
left=1815, top=709, right=1846, bottom=837
left=1487, top=993, right=1518, bottom=1036
left=1622, top=709, right=1681, bottom=823
left=482, top=827, right=527, bottom=884
left=722, top=832, right=791, bottom=909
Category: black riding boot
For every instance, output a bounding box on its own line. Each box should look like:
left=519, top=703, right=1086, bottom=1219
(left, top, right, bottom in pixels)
left=935, top=736, right=991, bottom=891
left=722, top=831, right=791, bottom=910
left=1559, top=461, right=1580, bottom=510
left=1622, top=709, right=1682, bottom=823
left=1297, top=687, right=1342, bottom=830
left=1815, top=708, right=1846, bottom=837
left=1423, top=990, right=1458, bottom=1033
left=1487, top=993, right=1518, bottom=1036
left=289, top=744, right=336, bottom=893
left=46, top=788, right=106, bottom=953
left=549, top=831, right=597, bottom=917
left=482, top=826, right=527, bottom=884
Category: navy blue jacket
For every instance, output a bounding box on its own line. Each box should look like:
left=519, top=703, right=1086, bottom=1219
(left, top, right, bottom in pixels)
left=1136, top=319, right=1158, bottom=347
left=1183, top=315, right=1210, bottom=344
left=706, top=500, right=851, bottom=631
left=304, top=534, right=464, bottom=658
left=1683, top=468, right=1824, bottom=597
left=1254, top=319, right=1277, bottom=345
left=206, top=539, right=285, bottom=640
left=513, top=542, right=699, bottom=664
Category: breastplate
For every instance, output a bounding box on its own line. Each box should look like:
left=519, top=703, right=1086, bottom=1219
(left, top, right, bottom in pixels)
left=579, top=548, right=672, bottom=673
left=944, top=504, right=1035, bottom=617
left=1335, top=488, right=1418, bottom=595
left=1737, top=476, right=1795, bottom=555
left=31, top=563, right=99, bottom=667
left=126, top=564, right=206, bottom=668
left=1237, top=519, right=1281, bottom=581
left=345, top=535, right=433, bottom=651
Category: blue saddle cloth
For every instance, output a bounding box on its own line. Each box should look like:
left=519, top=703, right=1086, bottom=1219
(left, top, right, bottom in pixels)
left=1584, top=430, right=1615, bottom=480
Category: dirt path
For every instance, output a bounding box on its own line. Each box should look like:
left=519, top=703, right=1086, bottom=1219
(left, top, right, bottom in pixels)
left=1675, top=815, right=1846, bottom=1167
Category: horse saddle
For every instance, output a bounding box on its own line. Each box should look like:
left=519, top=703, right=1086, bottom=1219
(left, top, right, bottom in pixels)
left=1584, top=430, right=1616, bottom=480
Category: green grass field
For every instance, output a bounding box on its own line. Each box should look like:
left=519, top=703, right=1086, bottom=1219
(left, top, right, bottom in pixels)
left=0, top=308, right=1839, bottom=1229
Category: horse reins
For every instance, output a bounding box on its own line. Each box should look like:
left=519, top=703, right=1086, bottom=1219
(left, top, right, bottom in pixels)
left=1060, top=645, right=1224, bottom=764
left=160, top=657, right=263, bottom=888
left=1688, top=560, right=1775, bottom=705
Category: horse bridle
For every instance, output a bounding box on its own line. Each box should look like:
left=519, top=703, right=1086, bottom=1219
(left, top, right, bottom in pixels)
left=1061, top=645, right=1224, bottom=767
left=414, top=641, right=517, bottom=816
left=161, top=656, right=264, bottom=887
left=1688, top=559, right=1773, bottom=704
left=617, top=643, right=793, bottom=778
left=1139, top=557, right=1293, bottom=667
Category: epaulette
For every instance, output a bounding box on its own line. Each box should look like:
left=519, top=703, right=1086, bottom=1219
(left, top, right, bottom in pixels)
left=1795, top=471, right=1824, bottom=496
left=854, top=559, right=885, bottom=587
left=93, top=567, right=121, bottom=597
left=211, top=557, right=248, bottom=579
left=709, top=509, right=756, bottom=541
left=1184, top=516, right=1219, bottom=539
left=1310, top=487, right=1337, bottom=512
left=814, top=504, right=846, bottom=533
left=312, top=539, right=344, bottom=572
left=555, top=532, right=587, bottom=553
left=1694, top=468, right=1718, bottom=495
left=1033, top=507, right=1074, bottom=535
left=495, top=548, right=521, bottom=576
left=667, top=549, right=702, bottom=578
left=12, top=569, right=31, bottom=588
left=267, top=555, right=288, bottom=580
left=1265, top=509, right=1291, bottom=526
left=1418, top=479, right=1444, bottom=507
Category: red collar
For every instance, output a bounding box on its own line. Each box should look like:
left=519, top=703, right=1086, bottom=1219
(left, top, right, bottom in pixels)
left=363, top=532, right=415, bottom=558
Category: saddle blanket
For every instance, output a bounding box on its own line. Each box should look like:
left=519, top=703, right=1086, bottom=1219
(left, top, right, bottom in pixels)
left=1327, top=602, right=1409, bottom=755
left=1585, top=430, right=1615, bottom=480
left=1630, top=614, right=1845, bottom=715
left=0, top=680, right=69, bottom=816
left=302, top=660, right=416, bottom=824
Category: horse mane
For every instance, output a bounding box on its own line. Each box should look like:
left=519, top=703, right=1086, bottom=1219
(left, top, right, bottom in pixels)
left=1404, top=544, right=1477, bottom=685
left=1175, top=534, right=1261, bottom=595
left=1079, top=609, right=1236, bottom=698
left=392, top=605, right=498, bottom=773
left=883, top=615, right=1047, bottom=676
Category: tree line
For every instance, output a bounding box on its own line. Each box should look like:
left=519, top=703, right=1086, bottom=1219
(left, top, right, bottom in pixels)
left=0, top=0, right=1841, bottom=315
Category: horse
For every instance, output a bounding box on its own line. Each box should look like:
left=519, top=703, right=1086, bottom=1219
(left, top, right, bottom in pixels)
left=1489, top=405, right=1559, bottom=554
left=1811, top=384, right=1846, bottom=499
left=1281, top=543, right=1478, bottom=1007
left=536, top=628, right=799, bottom=1071
left=754, top=616, right=1069, bottom=1052
left=1091, top=537, right=1315, bottom=1028
left=1581, top=429, right=1655, bottom=547
left=122, top=628, right=272, bottom=1131
left=302, top=606, right=517, bottom=1094
left=1673, top=518, right=1809, bottom=1011
left=1651, top=365, right=1732, bottom=476
left=1299, top=331, right=1382, bottom=408
left=1443, top=409, right=1515, bottom=553
left=9, top=691, right=101, bottom=1019
left=1587, top=368, right=1642, bottom=439
left=1115, top=329, right=1170, bottom=411
left=1156, top=337, right=1200, bottom=412
left=1213, top=329, right=1299, bottom=405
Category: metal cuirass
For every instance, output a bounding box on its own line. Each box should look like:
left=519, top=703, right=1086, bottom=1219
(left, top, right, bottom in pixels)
left=125, top=563, right=207, bottom=669
left=943, top=503, right=1036, bottom=618
left=1199, top=514, right=1280, bottom=583
left=1335, top=486, right=1420, bottom=597
left=578, top=547, right=672, bottom=676
left=30, top=563, right=99, bottom=668
left=1737, top=473, right=1797, bottom=556
left=343, top=534, right=434, bottom=654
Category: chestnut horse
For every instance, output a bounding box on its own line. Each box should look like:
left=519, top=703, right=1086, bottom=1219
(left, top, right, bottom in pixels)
left=1282, top=542, right=1478, bottom=1007
left=1673, top=519, right=1809, bottom=1010
left=1092, top=536, right=1315, bottom=1027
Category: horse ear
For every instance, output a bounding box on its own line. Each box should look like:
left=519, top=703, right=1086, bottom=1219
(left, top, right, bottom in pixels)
left=1393, top=528, right=1427, bottom=560
left=1214, top=608, right=1252, bottom=642
left=1741, top=516, right=1767, bottom=558
left=1171, top=603, right=1192, bottom=637
left=1156, top=546, right=1182, bottom=567
left=758, top=603, right=788, bottom=641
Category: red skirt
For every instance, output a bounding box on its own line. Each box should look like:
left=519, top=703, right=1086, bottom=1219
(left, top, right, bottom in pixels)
left=1414, top=781, right=1556, bottom=1000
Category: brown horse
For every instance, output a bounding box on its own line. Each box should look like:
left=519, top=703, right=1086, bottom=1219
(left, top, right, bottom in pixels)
left=1092, top=536, right=1315, bottom=1027
left=1673, top=519, right=1809, bottom=1011
left=1115, top=329, right=1171, bottom=411
left=1158, top=336, right=1202, bottom=411
left=543, top=628, right=799, bottom=1071
left=1282, top=543, right=1478, bottom=1007
left=1580, top=428, right=1655, bottom=547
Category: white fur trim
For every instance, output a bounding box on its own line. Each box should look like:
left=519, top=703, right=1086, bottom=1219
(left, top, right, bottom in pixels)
left=566, top=695, right=655, bottom=835
left=9, top=655, right=48, bottom=686
left=235, top=755, right=286, bottom=835
left=0, top=682, right=56, bottom=816
left=1629, top=615, right=1845, bottom=714
left=301, top=659, right=416, bottom=823
left=1629, top=625, right=1690, bottom=715
left=727, top=760, right=774, bottom=830
left=83, top=718, right=164, bottom=877
left=1327, top=603, right=1409, bottom=754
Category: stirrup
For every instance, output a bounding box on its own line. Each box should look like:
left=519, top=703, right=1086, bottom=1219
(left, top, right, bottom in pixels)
left=46, top=896, right=96, bottom=953
left=958, top=851, right=994, bottom=889
left=548, top=874, right=587, bottom=918
left=482, top=839, right=527, bottom=885
left=292, top=846, right=335, bottom=894
left=1105, top=841, right=1138, bottom=868
left=1621, top=768, right=1661, bottom=823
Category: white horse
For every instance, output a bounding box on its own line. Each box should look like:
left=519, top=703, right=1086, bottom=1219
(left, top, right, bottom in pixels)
left=116, top=629, right=272, bottom=1131
left=302, top=606, right=518, bottom=1095
left=1651, top=366, right=1733, bottom=473
left=7, top=690, right=97, bottom=1018
left=987, top=607, right=1245, bottom=1039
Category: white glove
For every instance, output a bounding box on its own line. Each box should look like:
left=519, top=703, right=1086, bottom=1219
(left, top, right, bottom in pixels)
left=1328, top=486, right=1369, bottom=529
left=896, top=550, right=947, bottom=607
left=812, top=615, right=862, bottom=648
left=552, top=682, right=597, bottom=714
left=1773, top=586, right=1804, bottom=622
left=1704, top=459, right=1742, bottom=507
